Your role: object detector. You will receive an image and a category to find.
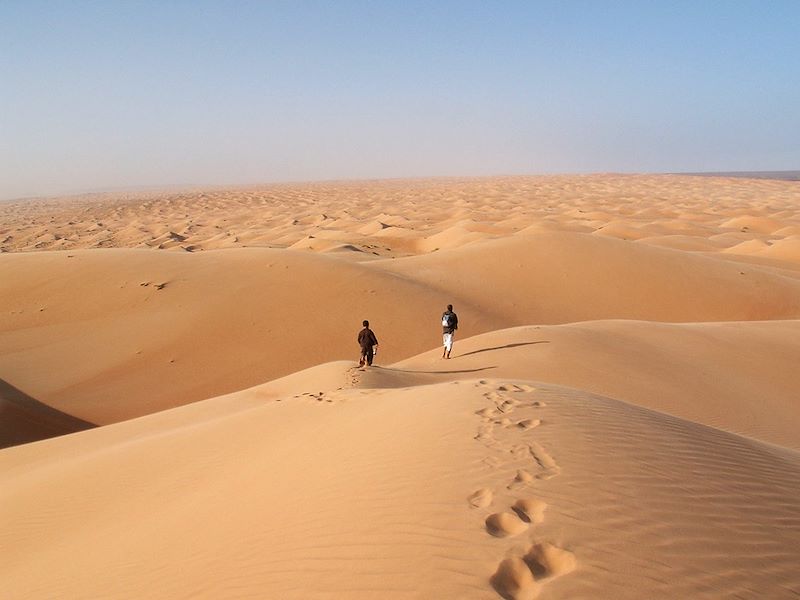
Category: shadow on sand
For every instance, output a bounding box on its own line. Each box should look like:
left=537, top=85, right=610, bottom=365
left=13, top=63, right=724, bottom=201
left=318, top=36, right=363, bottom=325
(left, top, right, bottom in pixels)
left=0, top=379, right=96, bottom=449
left=374, top=365, right=498, bottom=375
left=457, top=341, right=550, bottom=358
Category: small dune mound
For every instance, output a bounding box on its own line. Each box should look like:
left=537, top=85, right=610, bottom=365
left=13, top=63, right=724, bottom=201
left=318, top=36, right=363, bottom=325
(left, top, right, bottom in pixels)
left=324, top=243, right=367, bottom=254
left=370, top=224, right=417, bottom=239
left=417, top=225, right=488, bottom=252
left=773, top=225, right=800, bottom=237
left=374, top=212, right=411, bottom=227
left=288, top=236, right=347, bottom=252
left=358, top=220, right=391, bottom=235
left=635, top=235, right=724, bottom=251
left=722, top=239, right=772, bottom=255
left=720, top=215, right=784, bottom=234
left=592, top=220, right=649, bottom=240
left=761, top=237, right=800, bottom=264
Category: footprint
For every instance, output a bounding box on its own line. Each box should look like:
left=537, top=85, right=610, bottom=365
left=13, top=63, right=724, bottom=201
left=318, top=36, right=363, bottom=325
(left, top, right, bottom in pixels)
left=507, top=469, right=533, bottom=490
left=511, top=498, right=547, bottom=524
left=495, top=417, right=513, bottom=427
left=524, top=542, right=576, bottom=579
left=476, top=407, right=496, bottom=418
left=516, top=419, right=540, bottom=430
left=482, top=456, right=502, bottom=468
left=498, top=384, right=536, bottom=393
left=475, top=422, right=495, bottom=442
left=508, top=444, right=529, bottom=458
left=496, top=400, right=517, bottom=413
left=490, top=557, right=540, bottom=600
left=484, top=391, right=503, bottom=403
left=485, top=512, right=529, bottom=538
left=467, top=488, right=493, bottom=509
left=491, top=543, right=576, bottom=600
left=528, top=443, right=561, bottom=479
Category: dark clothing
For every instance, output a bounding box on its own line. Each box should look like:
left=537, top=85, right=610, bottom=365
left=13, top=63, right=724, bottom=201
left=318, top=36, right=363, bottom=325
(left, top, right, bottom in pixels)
left=358, top=327, right=378, bottom=367
left=358, top=327, right=378, bottom=349
left=360, top=346, right=375, bottom=367
left=442, top=311, right=458, bottom=334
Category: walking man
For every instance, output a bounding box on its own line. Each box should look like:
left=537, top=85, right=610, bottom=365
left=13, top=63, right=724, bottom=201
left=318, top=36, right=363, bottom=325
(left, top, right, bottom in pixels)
left=441, top=304, right=458, bottom=359
left=358, top=320, right=379, bottom=367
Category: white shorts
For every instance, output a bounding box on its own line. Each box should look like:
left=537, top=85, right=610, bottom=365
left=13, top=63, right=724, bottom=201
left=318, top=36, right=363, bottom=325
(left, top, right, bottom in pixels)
left=443, top=332, right=454, bottom=351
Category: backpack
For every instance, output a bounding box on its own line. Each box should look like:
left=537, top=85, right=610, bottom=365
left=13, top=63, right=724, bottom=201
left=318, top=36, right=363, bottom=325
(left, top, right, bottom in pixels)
left=442, top=312, right=455, bottom=328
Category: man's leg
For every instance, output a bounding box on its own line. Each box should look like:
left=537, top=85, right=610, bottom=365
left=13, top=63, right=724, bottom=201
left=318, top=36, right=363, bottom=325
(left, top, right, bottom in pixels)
left=366, top=347, right=374, bottom=366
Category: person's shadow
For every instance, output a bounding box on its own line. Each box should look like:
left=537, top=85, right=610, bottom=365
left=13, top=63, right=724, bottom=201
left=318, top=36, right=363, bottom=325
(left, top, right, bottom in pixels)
left=457, top=341, right=550, bottom=358
left=376, top=365, right=498, bottom=375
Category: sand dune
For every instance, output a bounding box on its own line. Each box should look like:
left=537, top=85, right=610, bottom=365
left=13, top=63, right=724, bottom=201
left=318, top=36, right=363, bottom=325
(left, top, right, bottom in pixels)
left=3, top=174, right=800, bottom=599
left=3, top=369, right=799, bottom=599
left=379, top=232, right=800, bottom=324
left=3, top=175, right=800, bottom=258
left=390, top=320, right=800, bottom=450
left=4, top=229, right=800, bottom=425
left=0, top=248, right=499, bottom=423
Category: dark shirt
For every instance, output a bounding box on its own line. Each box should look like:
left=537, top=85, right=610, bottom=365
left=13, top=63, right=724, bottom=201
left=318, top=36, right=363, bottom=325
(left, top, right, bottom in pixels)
left=358, top=327, right=378, bottom=349
left=442, top=311, right=458, bottom=334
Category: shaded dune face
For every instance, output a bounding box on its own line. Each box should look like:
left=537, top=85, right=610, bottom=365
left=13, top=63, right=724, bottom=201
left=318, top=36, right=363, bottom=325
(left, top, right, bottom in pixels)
left=2, top=175, right=800, bottom=599
left=0, top=379, right=95, bottom=448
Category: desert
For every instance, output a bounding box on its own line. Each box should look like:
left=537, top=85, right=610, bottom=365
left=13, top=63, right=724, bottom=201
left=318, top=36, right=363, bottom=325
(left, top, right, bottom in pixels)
left=2, top=174, right=800, bottom=599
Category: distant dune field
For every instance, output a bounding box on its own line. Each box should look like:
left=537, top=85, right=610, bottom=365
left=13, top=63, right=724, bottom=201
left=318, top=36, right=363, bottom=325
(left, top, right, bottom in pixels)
left=2, top=174, right=800, bottom=599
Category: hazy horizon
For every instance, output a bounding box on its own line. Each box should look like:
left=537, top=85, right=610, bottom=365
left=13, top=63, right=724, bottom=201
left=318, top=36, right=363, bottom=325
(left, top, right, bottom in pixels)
left=2, top=1, right=798, bottom=201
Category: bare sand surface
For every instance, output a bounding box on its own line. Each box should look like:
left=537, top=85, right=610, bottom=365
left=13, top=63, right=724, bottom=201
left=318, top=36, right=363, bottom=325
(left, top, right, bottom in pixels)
left=2, top=174, right=800, bottom=598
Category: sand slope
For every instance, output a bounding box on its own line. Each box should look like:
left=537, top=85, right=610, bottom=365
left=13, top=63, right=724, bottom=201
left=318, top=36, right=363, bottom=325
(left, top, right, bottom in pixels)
left=389, top=320, right=800, bottom=450
left=2, top=370, right=799, bottom=599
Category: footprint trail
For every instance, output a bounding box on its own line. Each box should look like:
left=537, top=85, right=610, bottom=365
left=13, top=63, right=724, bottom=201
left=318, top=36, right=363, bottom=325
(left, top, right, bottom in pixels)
left=469, top=380, right=576, bottom=599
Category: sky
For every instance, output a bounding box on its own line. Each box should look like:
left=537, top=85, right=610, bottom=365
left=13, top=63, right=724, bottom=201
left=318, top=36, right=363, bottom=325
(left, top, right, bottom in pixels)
left=1, top=1, right=798, bottom=200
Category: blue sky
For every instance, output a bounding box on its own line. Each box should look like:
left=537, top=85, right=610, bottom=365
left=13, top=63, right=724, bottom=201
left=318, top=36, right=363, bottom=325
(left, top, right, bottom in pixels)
left=1, top=1, right=798, bottom=199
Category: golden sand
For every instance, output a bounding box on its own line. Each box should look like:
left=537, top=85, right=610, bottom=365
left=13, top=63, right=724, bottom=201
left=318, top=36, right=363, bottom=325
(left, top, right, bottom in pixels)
left=2, top=175, right=799, bottom=598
